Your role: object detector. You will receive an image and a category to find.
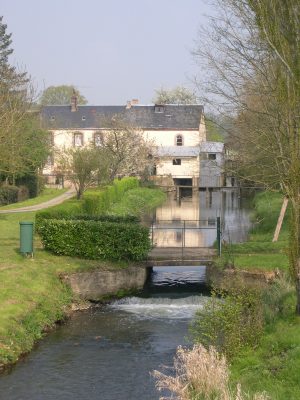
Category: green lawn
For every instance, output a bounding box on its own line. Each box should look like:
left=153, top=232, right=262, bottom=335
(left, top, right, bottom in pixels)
left=0, top=184, right=166, bottom=367
left=0, top=188, right=67, bottom=210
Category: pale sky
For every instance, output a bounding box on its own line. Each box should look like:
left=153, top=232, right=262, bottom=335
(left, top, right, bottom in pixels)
left=2, top=0, right=213, bottom=105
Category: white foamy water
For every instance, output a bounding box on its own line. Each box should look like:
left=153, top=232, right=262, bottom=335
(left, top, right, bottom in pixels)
left=109, top=295, right=207, bottom=319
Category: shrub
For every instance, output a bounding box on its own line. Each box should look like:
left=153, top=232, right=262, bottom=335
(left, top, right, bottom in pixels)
left=0, top=185, right=19, bottom=205
left=35, top=212, right=140, bottom=232
left=17, top=185, right=30, bottom=202
left=190, top=287, right=264, bottom=359
left=37, top=219, right=150, bottom=261
left=82, top=177, right=140, bottom=215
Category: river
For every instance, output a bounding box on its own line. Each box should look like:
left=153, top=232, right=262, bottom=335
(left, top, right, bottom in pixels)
left=0, top=189, right=251, bottom=400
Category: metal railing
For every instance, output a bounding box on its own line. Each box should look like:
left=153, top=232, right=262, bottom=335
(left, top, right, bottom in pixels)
left=150, top=217, right=221, bottom=255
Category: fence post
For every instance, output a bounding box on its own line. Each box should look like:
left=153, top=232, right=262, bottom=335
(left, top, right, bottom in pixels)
left=151, top=222, right=154, bottom=246
left=217, top=217, right=221, bottom=256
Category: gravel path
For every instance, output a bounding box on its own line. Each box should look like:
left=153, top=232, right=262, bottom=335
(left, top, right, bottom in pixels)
left=0, top=188, right=76, bottom=214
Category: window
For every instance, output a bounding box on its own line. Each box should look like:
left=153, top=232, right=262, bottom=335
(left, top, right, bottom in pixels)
left=175, top=134, right=183, bottom=146
left=50, top=116, right=55, bottom=122
left=173, top=159, right=181, bottom=165
left=175, top=230, right=182, bottom=242
left=74, top=132, right=83, bottom=147
left=208, top=153, right=216, bottom=160
left=46, top=155, right=54, bottom=166
left=82, top=116, right=86, bottom=121
left=154, top=105, right=165, bottom=113
left=94, top=132, right=103, bottom=147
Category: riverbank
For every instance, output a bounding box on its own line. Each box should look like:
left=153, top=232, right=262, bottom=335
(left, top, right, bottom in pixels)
left=210, top=191, right=300, bottom=399
left=0, top=185, right=166, bottom=369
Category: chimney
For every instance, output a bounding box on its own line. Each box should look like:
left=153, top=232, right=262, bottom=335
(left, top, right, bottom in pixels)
left=131, top=98, right=139, bottom=105
left=126, top=100, right=132, bottom=109
left=71, top=90, right=78, bottom=112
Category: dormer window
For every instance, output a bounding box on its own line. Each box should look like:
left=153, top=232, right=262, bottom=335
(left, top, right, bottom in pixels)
left=154, top=105, right=165, bottom=113
left=50, top=116, right=55, bottom=121
left=175, top=134, right=183, bottom=146
left=82, top=116, right=86, bottom=121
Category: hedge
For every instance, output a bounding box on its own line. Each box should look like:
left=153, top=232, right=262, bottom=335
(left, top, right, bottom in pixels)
left=82, top=177, right=140, bottom=215
left=0, top=185, right=19, bottom=205
left=37, top=219, right=151, bottom=261
left=35, top=212, right=140, bottom=232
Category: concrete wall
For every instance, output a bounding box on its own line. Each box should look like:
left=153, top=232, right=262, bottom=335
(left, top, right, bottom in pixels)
left=63, top=266, right=148, bottom=301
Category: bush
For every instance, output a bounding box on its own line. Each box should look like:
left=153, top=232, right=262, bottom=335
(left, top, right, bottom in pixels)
left=35, top=212, right=140, bottom=232
left=37, top=219, right=150, bottom=261
left=82, top=177, right=140, bottom=215
left=190, top=287, right=264, bottom=359
left=17, top=185, right=30, bottom=202
left=0, top=185, right=19, bottom=205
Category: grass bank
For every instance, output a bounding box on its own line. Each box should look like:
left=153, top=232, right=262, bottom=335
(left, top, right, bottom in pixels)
left=220, top=191, right=289, bottom=272
left=0, top=185, right=166, bottom=368
left=0, top=188, right=67, bottom=210
left=215, top=191, right=300, bottom=399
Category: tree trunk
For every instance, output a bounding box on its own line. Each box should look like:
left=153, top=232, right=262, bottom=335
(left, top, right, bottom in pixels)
left=296, top=274, right=300, bottom=315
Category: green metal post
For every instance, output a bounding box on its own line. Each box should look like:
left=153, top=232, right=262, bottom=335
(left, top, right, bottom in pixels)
left=20, top=221, right=34, bottom=256
left=217, top=217, right=221, bottom=256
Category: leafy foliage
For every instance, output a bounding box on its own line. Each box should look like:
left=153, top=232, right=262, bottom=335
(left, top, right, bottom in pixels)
left=153, top=86, right=197, bottom=104
left=37, top=219, right=151, bottom=261
left=190, top=287, right=264, bottom=359
left=82, top=177, right=140, bottom=214
left=39, top=85, right=87, bottom=105
left=0, top=185, right=19, bottom=205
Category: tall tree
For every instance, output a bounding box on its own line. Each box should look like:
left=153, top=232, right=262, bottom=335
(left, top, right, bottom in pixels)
left=39, top=85, right=87, bottom=105
left=193, top=0, right=300, bottom=312
left=0, top=16, right=46, bottom=185
left=153, top=86, right=197, bottom=104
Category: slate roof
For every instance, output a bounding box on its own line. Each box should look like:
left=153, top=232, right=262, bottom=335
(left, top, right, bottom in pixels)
left=200, top=141, right=224, bottom=153
left=41, top=104, right=203, bottom=130
left=156, top=146, right=200, bottom=157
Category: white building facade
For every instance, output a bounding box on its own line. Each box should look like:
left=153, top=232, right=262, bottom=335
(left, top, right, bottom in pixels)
left=41, top=100, right=207, bottom=187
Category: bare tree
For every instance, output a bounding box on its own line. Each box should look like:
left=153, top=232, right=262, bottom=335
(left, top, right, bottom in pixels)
left=193, top=0, right=300, bottom=312
left=99, top=117, right=156, bottom=181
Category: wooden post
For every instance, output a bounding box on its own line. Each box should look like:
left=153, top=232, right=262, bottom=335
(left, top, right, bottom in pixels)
left=272, top=197, right=288, bottom=242
left=217, top=217, right=221, bottom=256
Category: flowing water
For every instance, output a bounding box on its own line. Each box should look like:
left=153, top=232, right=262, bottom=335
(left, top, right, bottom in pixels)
left=0, top=267, right=208, bottom=400
left=0, top=189, right=251, bottom=400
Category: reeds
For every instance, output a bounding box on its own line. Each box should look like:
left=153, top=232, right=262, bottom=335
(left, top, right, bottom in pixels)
left=153, top=344, right=270, bottom=400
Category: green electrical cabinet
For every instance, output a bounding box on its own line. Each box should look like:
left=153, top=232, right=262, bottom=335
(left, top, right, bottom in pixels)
left=20, top=221, right=34, bottom=256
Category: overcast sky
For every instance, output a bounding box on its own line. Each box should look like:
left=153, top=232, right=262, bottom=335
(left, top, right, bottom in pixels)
left=2, top=0, right=213, bottom=105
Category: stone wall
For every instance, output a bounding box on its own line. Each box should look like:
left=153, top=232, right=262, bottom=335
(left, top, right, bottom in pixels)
left=63, top=266, right=149, bottom=301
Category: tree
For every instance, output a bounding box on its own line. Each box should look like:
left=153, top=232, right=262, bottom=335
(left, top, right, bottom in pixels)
left=55, top=146, right=108, bottom=199
left=0, top=115, right=50, bottom=185
left=99, top=117, right=155, bottom=181
left=39, top=85, right=87, bottom=106
left=0, top=17, right=49, bottom=185
left=193, top=0, right=300, bottom=312
left=153, top=86, right=197, bottom=104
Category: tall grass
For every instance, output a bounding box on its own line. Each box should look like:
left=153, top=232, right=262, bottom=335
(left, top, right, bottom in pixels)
left=153, top=345, right=269, bottom=400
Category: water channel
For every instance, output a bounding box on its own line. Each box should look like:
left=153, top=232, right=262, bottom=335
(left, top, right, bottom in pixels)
left=0, top=189, right=251, bottom=400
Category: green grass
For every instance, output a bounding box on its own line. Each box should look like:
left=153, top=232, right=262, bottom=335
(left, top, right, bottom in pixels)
left=110, top=187, right=167, bottom=216
left=231, top=316, right=300, bottom=399
left=220, top=191, right=290, bottom=271
left=0, top=185, right=165, bottom=367
left=0, top=188, right=67, bottom=210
